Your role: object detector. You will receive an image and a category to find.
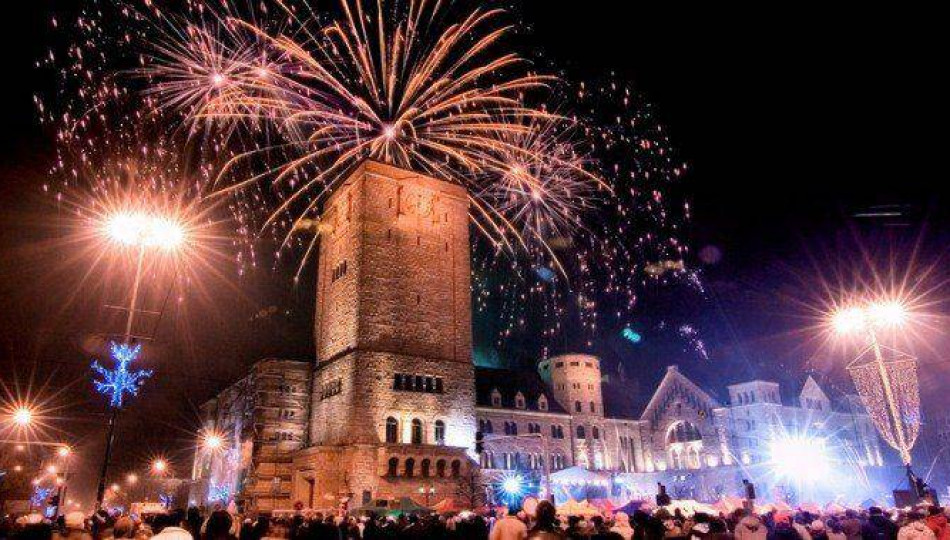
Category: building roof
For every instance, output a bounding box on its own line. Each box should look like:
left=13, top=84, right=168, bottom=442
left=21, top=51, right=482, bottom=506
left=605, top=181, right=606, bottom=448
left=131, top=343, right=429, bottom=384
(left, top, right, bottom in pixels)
left=475, top=367, right=567, bottom=413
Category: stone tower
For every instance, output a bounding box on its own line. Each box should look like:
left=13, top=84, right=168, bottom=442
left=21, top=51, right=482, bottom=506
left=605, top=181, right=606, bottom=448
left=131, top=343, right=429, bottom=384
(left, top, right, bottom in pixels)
left=539, top=354, right=607, bottom=468
left=294, top=161, right=476, bottom=505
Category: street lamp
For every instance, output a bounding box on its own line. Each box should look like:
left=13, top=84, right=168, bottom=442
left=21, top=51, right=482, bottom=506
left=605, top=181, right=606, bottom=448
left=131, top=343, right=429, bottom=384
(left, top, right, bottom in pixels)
left=832, top=298, right=922, bottom=493
left=93, top=210, right=186, bottom=511
left=151, top=458, right=168, bottom=475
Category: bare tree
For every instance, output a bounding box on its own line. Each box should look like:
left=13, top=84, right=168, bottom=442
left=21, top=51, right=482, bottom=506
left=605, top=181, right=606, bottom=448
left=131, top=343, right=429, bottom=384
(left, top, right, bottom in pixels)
left=455, top=469, right=487, bottom=509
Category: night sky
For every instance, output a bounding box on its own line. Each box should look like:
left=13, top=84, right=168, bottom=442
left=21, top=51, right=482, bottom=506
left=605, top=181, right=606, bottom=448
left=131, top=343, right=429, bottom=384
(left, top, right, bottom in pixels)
left=0, top=2, right=945, bottom=504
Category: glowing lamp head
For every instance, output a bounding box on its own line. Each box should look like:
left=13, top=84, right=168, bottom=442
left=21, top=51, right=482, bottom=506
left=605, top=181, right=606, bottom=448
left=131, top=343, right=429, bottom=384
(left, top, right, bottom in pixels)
left=832, top=299, right=908, bottom=335
left=13, top=465, right=23, bottom=472
left=110, top=483, right=120, bottom=492
left=105, top=212, right=186, bottom=250
left=11, top=407, right=33, bottom=426
left=868, top=301, right=907, bottom=327
left=126, top=473, right=138, bottom=484
left=152, top=458, right=168, bottom=473
left=202, top=433, right=224, bottom=451
left=832, top=307, right=867, bottom=335
left=57, top=446, right=71, bottom=458
left=46, top=465, right=58, bottom=475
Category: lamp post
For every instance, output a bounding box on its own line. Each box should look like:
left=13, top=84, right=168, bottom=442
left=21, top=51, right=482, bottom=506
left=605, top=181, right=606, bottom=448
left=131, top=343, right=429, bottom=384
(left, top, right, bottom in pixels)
left=832, top=299, right=922, bottom=493
left=93, top=211, right=185, bottom=510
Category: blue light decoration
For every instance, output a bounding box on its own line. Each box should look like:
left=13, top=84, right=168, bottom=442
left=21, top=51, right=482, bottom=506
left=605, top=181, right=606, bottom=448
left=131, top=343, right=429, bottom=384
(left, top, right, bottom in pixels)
left=91, top=342, right=153, bottom=408
left=31, top=486, right=53, bottom=507
left=159, top=493, right=174, bottom=509
left=621, top=327, right=642, bottom=344
left=208, top=482, right=231, bottom=503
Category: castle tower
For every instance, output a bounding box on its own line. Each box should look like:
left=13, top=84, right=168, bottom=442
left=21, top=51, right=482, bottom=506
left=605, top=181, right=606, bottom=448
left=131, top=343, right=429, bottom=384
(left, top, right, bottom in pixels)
left=539, top=354, right=607, bottom=468
left=295, top=161, right=476, bottom=504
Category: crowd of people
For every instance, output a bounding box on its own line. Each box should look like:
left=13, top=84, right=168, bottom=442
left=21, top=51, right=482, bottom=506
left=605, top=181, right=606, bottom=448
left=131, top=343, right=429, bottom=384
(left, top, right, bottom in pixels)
left=1, top=501, right=948, bottom=540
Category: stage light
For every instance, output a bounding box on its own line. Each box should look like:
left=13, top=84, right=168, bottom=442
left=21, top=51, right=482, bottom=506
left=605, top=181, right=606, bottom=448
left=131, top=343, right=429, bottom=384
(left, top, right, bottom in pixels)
left=768, top=434, right=830, bottom=483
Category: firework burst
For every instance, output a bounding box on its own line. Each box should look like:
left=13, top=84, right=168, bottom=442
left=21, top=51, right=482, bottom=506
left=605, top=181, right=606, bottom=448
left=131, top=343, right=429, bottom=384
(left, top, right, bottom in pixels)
left=148, top=0, right=555, bottom=252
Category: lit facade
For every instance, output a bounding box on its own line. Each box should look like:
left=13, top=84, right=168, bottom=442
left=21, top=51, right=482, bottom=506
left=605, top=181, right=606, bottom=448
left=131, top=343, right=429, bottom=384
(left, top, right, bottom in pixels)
left=193, top=161, right=889, bottom=511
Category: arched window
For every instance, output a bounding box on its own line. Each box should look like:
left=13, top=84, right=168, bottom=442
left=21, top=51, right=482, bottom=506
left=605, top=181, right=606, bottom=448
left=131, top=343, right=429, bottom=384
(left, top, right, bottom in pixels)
left=590, top=401, right=596, bottom=413
left=538, top=395, right=548, bottom=411
left=411, top=419, right=423, bottom=444
left=387, top=457, right=399, bottom=477
left=575, top=401, right=582, bottom=412
left=557, top=426, right=564, bottom=439
left=485, top=420, right=493, bottom=434
left=450, top=460, right=461, bottom=477
left=551, top=425, right=558, bottom=438
left=404, top=458, right=415, bottom=477
left=436, top=459, right=446, bottom=478
left=515, top=392, right=525, bottom=409
left=577, top=426, right=586, bottom=439
left=667, top=421, right=702, bottom=444
left=385, top=417, right=398, bottom=444
left=592, top=426, right=600, bottom=439
left=434, top=420, right=445, bottom=445
left=421, top=459, right=431, bottom=477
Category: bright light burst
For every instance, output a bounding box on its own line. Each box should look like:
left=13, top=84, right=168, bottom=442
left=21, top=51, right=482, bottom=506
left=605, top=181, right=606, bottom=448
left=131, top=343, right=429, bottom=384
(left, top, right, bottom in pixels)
left=91, top=342, right=153, bottom=408
left=105, top=211, right=187, bottom=249
left=768, top=434, right=831, bottom=484
left=12, top=407, right=33, bottom=427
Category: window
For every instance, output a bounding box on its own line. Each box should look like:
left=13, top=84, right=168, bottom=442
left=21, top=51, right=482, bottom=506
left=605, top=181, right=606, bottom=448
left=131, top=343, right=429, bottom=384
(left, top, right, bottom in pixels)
left=491, top=389, right=502, bottom=407
left=387, top=457, right=399, bottom=477
left=320, top=379, right=343, bottom=401
left=592, top=426, right=600, bottom=439
left=590, top=402, right=596, bottom=413
left=451, top=460, right=461, bottom=477
left=577, top=426, right=586, bottom=439
left=551, top=425, right=558, bottom=438
left=538, top=395, right=548, bottom=411
left=515, top=392, right=525, bottom=409
left=575, top=401, right=582, bottom=413
left=404, top=458, right=415, bottom=478
left=394, top=374, right=444, bottom=394
left=421, top=459, right=431, bottom=478
left=411, top=419, right=423, bottom=444
left=436, top=459, right=446, bottom=478
left=385, top=417, right=398, bottom=444
left=434, top=420, right=445, bottom=445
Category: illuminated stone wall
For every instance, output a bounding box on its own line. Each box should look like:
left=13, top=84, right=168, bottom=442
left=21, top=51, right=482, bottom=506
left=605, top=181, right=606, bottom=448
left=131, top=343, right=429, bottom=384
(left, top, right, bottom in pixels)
left=296, top=161, right=477, bottom=505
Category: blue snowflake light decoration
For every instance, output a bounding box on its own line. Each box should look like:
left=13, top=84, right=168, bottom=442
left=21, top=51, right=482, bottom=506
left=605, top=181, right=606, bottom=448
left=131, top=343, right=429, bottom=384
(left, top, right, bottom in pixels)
left=208, top=482, right=231, bottom=503
left=31, top=486, right=53, bottom=506
left=159, top=493, right=174, bottom=508
left=91, top=342, right=153, bottom=408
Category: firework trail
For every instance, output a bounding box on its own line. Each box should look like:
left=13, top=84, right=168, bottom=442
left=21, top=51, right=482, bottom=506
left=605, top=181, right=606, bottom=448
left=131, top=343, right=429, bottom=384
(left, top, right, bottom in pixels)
left=39, top=0, right=701, bottom=353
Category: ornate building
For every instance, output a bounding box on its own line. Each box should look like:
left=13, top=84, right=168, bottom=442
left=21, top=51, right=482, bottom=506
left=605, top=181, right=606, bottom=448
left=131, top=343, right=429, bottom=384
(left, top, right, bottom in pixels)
left=192, top=161, right=889, bottom=511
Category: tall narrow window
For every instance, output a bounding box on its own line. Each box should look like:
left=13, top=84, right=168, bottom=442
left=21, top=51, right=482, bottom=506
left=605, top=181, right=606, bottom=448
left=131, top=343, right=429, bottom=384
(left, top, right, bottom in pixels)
left=387, top=457, right=399, bottom=477
left=434, top=420, right=445, bottom=445
left=421, top=459, right=431, bottom=478
left=411, top=419, right=423, bottom=444
left=385, top=417, right=398, bottom=444
left=404, top=458, right=415, bottom=478
left=577, top=426, right=586, bottom=439
left=436, top=459, right=446, bottom=478
left=450, top=460, right=461, bottom=478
